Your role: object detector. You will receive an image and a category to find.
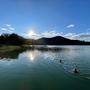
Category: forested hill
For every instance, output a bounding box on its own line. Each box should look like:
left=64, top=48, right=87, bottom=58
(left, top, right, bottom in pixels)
left=0, top=33, right=25, bottom=45
left=0, top=33, right=90, bottom=45
left=33, top=36, right=90, bottom=45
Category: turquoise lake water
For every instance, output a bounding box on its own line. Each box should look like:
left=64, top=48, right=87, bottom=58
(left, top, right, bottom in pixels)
left=0, top=46, right=90, bottom=90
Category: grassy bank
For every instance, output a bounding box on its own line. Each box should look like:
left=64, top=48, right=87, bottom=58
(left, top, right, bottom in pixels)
left=0, top=45, right=23, bottom=52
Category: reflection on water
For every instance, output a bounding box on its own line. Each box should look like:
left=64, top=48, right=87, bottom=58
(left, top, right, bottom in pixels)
left=20, top=50, right=39, bottom=62
left=0, top=46, right=90, bottom=90
left=0, top=49, right=27, bottom=59
left=0, top=46, right=69, bottom=60
left=0, top=46, right=90, bottom=75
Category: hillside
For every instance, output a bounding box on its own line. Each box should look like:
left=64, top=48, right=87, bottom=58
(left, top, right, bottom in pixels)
left=0, top=33, right=90, bottom=45
left=34, top=36, right=90, bottom=45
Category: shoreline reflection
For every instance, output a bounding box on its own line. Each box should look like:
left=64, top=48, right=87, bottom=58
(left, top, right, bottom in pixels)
left=0, top=46, right=68, bottom=60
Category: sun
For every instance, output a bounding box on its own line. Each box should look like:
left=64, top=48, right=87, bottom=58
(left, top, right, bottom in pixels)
left=27, top=30, right=36, bottom=36
left=25, top=29, right=38, bottom=39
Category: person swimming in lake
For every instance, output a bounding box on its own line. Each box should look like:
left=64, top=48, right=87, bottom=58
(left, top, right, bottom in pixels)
left=74, top=68, right=79, bottom=74
left=60, top=60, right=62, bottom=63
left=59, top=59, right=64, bottom=64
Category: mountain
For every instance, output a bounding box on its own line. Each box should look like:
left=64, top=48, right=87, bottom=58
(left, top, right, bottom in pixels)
left=0, top=33, right=25, bottom=45
left=0, top=33, right=90, bottom=45
left=33, top=36, right=90, bottom=45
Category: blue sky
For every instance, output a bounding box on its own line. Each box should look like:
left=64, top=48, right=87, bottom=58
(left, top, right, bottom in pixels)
left=0, top=0, right=90, bottom=41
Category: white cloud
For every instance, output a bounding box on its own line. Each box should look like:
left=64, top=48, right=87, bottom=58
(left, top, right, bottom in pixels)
left=64, top=33, right=78, bottom=40
left=64, top=32, right=90, bottom=41
left=23, top=29, right=90, bottom=41
left=9, top=27, right=15, bottom=31
left=24, top=30, right=40, bottom=39
left=5, top=24, right=11, bottom=27
left=67, top=24, right=75, bottom=28
left=78, top=33, right=90, bottom=38
left=41, top=31, right=63, bottom=38
left=0, top=24, right=15, bottom=34
left=23, top=30, right=64, bottom=39
left=74, top=33, right=90, bottom=41
left=1, top=28, right=7, bottom=31
left=23, top=30, right=69, bottom=39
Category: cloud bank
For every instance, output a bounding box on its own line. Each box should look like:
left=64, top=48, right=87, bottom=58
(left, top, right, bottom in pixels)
left=0, top=24, right=15, bottom=34
left=24, top=30, right=90, bottom=41
left=0, top=24, right=90, bottom=41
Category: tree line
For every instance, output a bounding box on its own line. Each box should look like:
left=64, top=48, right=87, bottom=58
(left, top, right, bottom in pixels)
left=0, top=33, right=25, bottom=45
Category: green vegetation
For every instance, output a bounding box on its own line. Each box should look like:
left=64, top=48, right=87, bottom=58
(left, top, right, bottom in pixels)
left=0, top=45, right=23, bottom=52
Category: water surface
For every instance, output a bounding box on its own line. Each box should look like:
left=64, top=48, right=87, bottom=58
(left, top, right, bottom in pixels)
left=0, top=46, right=90, bottom=90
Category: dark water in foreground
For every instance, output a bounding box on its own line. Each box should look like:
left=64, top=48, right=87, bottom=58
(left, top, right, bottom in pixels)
left=0, top=46, right=90, bottom=90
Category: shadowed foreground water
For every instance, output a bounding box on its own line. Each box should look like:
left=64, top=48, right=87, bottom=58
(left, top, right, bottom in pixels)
left=0, top=46, right=90, bottom=90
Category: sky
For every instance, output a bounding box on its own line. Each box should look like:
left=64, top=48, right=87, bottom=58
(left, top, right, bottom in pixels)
left=0, top=0, right=90, bottom=41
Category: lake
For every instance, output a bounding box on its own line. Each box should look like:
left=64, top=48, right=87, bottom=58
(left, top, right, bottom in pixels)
left=0, top=46, right=90, bottom=90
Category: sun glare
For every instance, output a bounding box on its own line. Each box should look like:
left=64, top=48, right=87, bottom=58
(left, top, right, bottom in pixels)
left=29, top=52, right=34, bottom=61
left=27, top=30, right=36, bottom=36
left=27, top=52, right=35, bottom=61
